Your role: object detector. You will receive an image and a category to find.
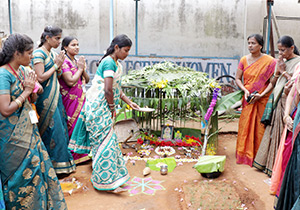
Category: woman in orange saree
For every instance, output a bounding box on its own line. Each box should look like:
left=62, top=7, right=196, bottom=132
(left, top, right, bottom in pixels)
left=235, top=34, right=276, bottom=166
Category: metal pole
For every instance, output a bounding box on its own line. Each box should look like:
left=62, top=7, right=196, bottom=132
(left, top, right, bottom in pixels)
left=271, top=9, right=281, bottom=39
left=135, top=0, right=140, bottom=56
left=110, top=0, right=114, bottom=42
left=8, top=0, right=13, bottom=34
left=243, top=0, right=247, bottom=56
left=266, top=1, right=272, bottom=55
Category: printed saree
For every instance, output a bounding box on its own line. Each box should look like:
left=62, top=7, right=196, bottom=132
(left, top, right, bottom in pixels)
left=32, top=48, right=75, bottom=174
left=0, top=178, right=4, bottom=210
left=275, top=102, right=300, bottom=210
left=69, top=57, right=130, bottom=190
left=253, top=57, right=300, bottom=175
left=0, top=66, right=67, bottom=209
left=236, top=55, right=276, bottom=166
left=59, top=57, right=89, bottom=164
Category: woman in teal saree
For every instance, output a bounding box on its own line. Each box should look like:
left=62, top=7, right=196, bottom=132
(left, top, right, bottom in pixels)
left=69, top=34, right=139, bottom=193
left=0, top=179, right=4, bottom=210
left=33, top=26, right=75, bottom=174
left=0, top=34, right=67, bottom=209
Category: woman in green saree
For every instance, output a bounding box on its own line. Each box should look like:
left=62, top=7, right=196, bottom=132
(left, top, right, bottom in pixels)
left=33, top=26, right=75, bottom=174
left=0, top=34, right=67, bottom=209
left=69, top=34, right=139, bottom=193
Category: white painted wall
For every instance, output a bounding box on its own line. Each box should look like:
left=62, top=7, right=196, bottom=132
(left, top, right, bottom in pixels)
left=1, top=0, right=300, bottom=58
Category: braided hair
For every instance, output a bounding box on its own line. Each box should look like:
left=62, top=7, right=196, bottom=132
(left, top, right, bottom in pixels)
left=38, top=25, right=62, bottom=47
left=97, top=34, right=132, bottom=66
left=61, top=36, right=77, bottom=52
left=0, top=33, right=33, bottom=66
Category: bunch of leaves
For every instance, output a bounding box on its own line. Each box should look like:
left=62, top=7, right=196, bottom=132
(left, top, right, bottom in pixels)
left=122, top=61, right=217, bottom=98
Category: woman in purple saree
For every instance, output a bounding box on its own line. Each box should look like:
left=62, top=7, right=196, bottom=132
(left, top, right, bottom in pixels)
left=59, top=36, right=90, bottom=164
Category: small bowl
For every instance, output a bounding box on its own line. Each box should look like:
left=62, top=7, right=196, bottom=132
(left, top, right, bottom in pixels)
left=200, top=171, right=222, bottom=179
left=160, top=165, right=168, bottom=175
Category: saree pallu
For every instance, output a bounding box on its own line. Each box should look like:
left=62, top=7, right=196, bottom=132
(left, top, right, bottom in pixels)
left=0, top=70, right=67, bottom=209
left=0, top=178, right=4, bottom=210
left=275, top=102, right=300, bottom=210
left=32, top=48, right=75, bottom=174
left=252, top=96, right=288, bottom=176
left=59, top=58, right=89, bottom=164
left=253, top=57, right=300, bottom=175
left=236, top=55, right=276, bottom=166
left=69, top=62, right=130, bottom=190
left=270, top=108, right=297, bottom=196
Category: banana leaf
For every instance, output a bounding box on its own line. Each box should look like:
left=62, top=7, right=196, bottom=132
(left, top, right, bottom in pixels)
left=213, top=90, right=243, bottom=115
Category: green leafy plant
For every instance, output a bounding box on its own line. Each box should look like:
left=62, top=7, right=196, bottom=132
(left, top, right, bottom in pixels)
left=122, top=62, right=218, bottom=130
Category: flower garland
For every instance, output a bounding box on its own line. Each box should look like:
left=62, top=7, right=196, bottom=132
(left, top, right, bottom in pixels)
left=137, top=135, right=202, bottom=147
left=137, top=149, right=151, bottom=156
left=124, top=156, right=200, bottom=163
left=204, top=87, right=220, bottom=121
left=155, top=146, right=176, bottom=156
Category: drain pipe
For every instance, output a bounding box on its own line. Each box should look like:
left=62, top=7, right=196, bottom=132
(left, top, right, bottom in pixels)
left=110, top=0, right=114, bottom=41
left=266, top=0, right=273, bottom=55
left=134, top=0, right=140, bottom=56
left=8, top=0, right=13, bottom=34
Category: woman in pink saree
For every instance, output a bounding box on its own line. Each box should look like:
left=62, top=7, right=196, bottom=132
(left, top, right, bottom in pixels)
left=59, top=36, right=90, bottom=164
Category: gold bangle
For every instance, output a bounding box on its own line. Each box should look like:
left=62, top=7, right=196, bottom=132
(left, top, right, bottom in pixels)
left=15, top=99, right=22, bottom=108
left=54, top=64, right=59, bottom=71
left=19, top=95, right=25, bottom=102
left=282, top=71, right=287, bottom=77
left=283, top=115, right=290, bottom=123
left=274, top=74, right=280, bottom=78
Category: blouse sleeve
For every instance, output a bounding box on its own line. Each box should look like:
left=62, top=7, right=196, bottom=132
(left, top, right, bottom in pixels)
left=102, top=59, right=117, bottom=78
left=238, top=56, right=246, bottom=71
left=61, top=59, right=72, bottom=73
left=32, top=50, right=45, bottom=65
left=0, top=69, right=14, bottom=95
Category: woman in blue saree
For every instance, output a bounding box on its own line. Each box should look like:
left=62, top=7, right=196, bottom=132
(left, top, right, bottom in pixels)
left=0, top=34, right=67, bottom=209
left=33, top=26, right=75, bottom=174
left=69, top=34, right=139, bottom=193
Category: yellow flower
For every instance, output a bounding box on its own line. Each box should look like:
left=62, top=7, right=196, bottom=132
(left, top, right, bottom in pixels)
left=126, top=104, right=132, bottom=110
left=209, top=81, right=220, bottom=89
left=206, top=144, right=217, bottom=155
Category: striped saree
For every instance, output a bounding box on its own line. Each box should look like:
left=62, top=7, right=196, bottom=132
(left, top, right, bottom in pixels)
left=253, top=57, right=300, bottom=175
left=32, top=48, right=75, bottom=174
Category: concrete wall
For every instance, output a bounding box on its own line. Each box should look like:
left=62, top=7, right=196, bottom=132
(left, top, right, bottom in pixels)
left=1, top=0, right=300, bottom=60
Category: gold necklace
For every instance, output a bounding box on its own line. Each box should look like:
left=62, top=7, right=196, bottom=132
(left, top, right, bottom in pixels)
left=110, top=55, right=117, bottom=63
left=42, top=45, right=50, bottom=54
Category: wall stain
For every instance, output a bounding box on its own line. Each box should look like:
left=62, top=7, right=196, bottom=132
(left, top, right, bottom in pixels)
left=204, top=6, right=241, bottom=39
left=54, top=1, right=87, bottom=29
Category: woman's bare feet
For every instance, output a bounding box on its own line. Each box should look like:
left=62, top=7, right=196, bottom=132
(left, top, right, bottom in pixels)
left=107, top=187, right=127, bottom=194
